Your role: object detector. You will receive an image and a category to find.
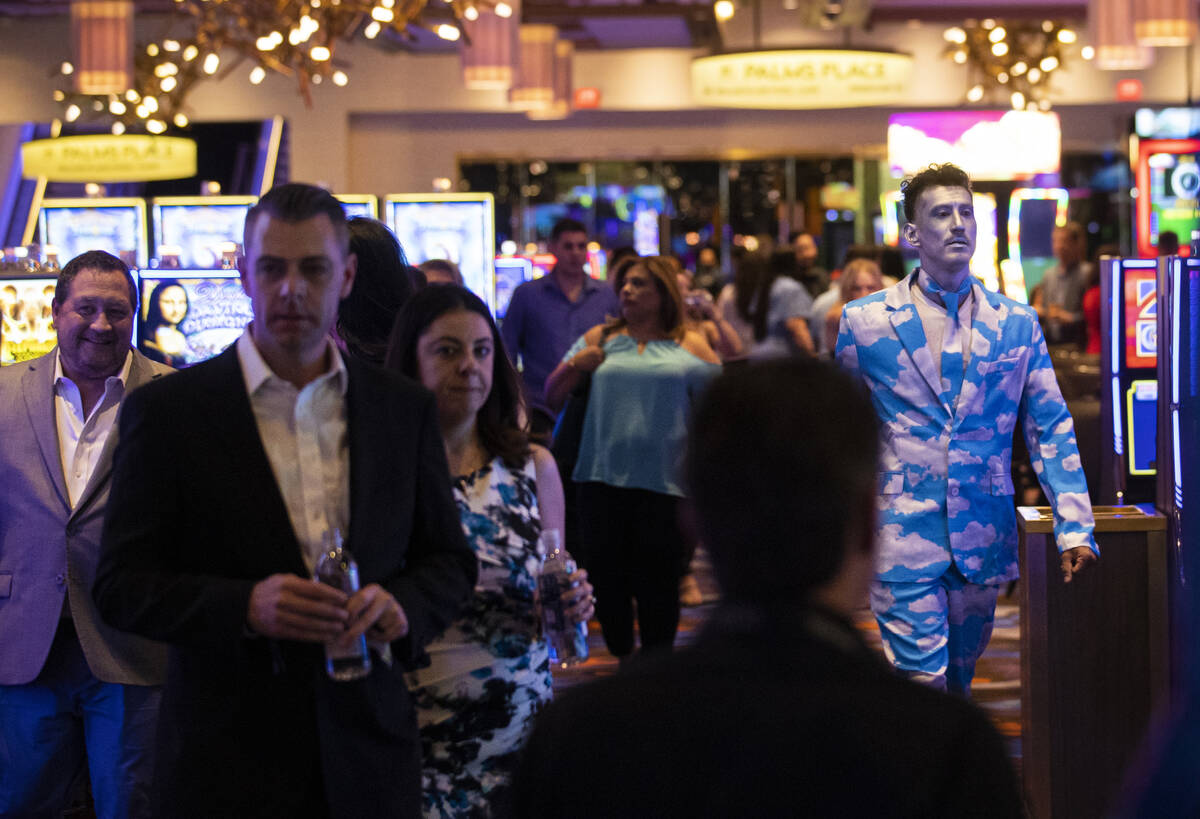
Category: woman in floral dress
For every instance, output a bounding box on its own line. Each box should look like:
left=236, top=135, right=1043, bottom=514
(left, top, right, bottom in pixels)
left=385, top=285, right=595, bottom=818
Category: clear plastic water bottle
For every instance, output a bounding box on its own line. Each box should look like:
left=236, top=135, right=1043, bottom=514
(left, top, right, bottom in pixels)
left=313, top=528, right=371, bottom=681
left=538, top=529, right=589, bottom=669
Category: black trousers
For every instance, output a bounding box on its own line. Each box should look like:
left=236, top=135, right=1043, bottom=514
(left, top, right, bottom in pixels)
left=578, top=482, right=686, bottom=657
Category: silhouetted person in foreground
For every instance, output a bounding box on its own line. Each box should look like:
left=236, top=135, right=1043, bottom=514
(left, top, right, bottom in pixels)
left=509, top=358, right=1023, bottom=818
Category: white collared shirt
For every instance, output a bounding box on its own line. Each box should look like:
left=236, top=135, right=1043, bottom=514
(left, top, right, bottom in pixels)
left=54, top=350, right=132, bottom=509
left=236, top=330, right=350, bottom=573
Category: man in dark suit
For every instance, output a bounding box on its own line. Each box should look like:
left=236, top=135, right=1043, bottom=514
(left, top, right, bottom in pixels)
left=510, top=359, right=1023, bottom=818
left=95, top=183, right=476, bottom=819
left=0, top=251, right=171, bottom=818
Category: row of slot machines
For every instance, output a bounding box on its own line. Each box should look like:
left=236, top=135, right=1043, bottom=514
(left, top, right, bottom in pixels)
left=1100, top=254, right=1200, bottom=686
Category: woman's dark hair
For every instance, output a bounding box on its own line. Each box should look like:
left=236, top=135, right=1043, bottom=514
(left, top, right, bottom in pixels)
left=337, top=218, right=415, bottom=365
left=143, top=282, right=189, bottom=331
left=734, top=250, right=796, bottom=343
left=384, top=285, right=529, bottom=467
left=602, top=255, right=685, bottom=340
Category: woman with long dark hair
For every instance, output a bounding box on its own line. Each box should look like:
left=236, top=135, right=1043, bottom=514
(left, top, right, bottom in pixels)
left=385, top=285, right=593, bottom=817
left=734, top=250, right=816, bottom=358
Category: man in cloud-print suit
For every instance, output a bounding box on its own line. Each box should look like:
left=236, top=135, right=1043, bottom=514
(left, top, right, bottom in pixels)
left=836, top=163, right=1097, bottom=695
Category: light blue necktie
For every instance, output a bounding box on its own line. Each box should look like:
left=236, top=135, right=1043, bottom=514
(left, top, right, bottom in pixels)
left=923, top=276, right=972, bottom=410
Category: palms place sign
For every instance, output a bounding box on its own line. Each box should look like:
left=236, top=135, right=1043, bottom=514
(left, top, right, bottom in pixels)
left=692, top=49, right=914, bottom=109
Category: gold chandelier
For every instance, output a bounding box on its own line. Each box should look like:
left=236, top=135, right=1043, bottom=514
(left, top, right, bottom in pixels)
left=53, top=0, right=481, bottom=133
left=944, top=19, right=1078, bottom=111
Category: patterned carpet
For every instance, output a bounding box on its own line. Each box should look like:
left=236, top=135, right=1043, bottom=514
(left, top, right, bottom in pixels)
left=553, top=552, right=1025, bottom=773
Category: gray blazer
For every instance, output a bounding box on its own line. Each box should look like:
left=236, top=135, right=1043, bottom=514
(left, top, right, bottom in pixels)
left=0, top=347, right=172, bottom=686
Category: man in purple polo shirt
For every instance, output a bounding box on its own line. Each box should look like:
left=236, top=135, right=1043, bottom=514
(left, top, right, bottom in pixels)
left=501, top=218, right=620, bottom=436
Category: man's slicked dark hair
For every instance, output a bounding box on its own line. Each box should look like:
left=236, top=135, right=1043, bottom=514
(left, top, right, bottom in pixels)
left=900, top=163, right=972, bottom=223
left=686, top=358, right=880, bottom=604
left=550, top=218, right=588, bottom=242
left=55, top=249, right=137, bottom=309
left=244, top=183, right=350, bottom=253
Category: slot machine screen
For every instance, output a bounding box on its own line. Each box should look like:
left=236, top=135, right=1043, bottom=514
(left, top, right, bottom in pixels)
left=1124, top=264, right=1158, bottom=370
left=1149, top=152, right=1199, bottom=250
left=39, top=199, right=148, bottom=268
left=386, top=195, right=496, bottom=312
left=136, top=270, right=252, bottom=367
left=1126, top=379, right=1158, bottom=475
left=337, top=196, right=379, bottom=220
left=0, top=276, right=58, bottom=365
left=494, top=257, right=532, bottom=320
left=153, top=198, right=256, bottom=268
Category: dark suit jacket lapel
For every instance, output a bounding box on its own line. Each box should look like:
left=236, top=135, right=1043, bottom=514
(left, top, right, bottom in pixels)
left=344, top=356, right=390, bottom=557
left=21, top=349, right=70, bottom=514
left=207, top=345, right=309, bottom=577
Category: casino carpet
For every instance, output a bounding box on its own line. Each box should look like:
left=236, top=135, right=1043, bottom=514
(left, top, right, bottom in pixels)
left=553, top=550, right=1024, bottom=774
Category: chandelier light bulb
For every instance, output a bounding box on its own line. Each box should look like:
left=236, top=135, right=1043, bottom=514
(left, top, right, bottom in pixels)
left=1041, top=20, right=1054, bottom=33
left=1080, top=45, right=1094, bottom=60
left=991, top=42, right=1009, bottom=56
left=966, top=84, right=985, bottom=102
left=126, top=89, right=140, bottom=102
left=53, top=90, right=65, bottom=101
left=256, top=36, right=276, bottom=50
left=1028, top=67, right=1042, bottom=83
left=183, top=45, right=199, bottom=61
left=310, top=45, right=331, bottom=60
left=61, top=61, right=74, bottom=75
left=164, top=39, right=181, bottom=51
left=143, top=95, right=158, bottom=113
left=1038, top=98, right=1052, bottom=111
left=311, top=73, right=322, bottom=84
left=174, top=113, right=189, bottom=127
left=332, top=70, right=348, bottom=86
left=494, top=1, right=513, bottom=16
left=364, top=21, right=382, bottom=38
left=136, top=104, right=148, bottom=117
left=371, top=6, right=394, bottom=21
left=65, top=104, right=81, bottom=121
left=981, top=18, right=995, bottom=29
left=1012, top=61, right=1027, bottom=75
left=147, top=119, right=167, bottom=134
left=160, top=76, right=177, bottom=92
left=943, top=27, right=966, bottom=43
left=1057, top=28, right=1076, bottom=43
left=289, top=28, right=304, bottom=45
left=953, top=50, right=967, bottom=64
left=147, top=44, right=160, bottom=56
left=463, top=6, right=478, bottom=20
left=1011, top=91, right=1025, bottom=109
left=997, top=72, right=1009, bottom=83
left=1039, top=56, right=1059, bottom=72
left=714, top=0, right=735, bottom=21
left=988, top=26, right=1006, bottom=42
left=203, top=53, right=220, bottom=74
left=249, top=66, right=267, bottom=84
left=435, top=23, right=460, bottom=40
left=111, top=122, right=126, bottom=135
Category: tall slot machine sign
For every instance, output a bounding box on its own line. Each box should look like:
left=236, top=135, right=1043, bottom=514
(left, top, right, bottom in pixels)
left=1100, top=256, right=1160, bottom=504
left=1158, top=255, right=1200, bottom=687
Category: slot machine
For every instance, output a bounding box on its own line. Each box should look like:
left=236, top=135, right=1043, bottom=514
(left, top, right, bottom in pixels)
left=386, top=193, right=497, bottom=314
left=36, top=197, right=149, bottom=269
left=1100, top=256, right=1160, bottom=504
left=1006, top=187, right=1069, bottom=302
left=0, top=271, right=58, bottom=365
left=335, top=195, right=380, bottom=220
left=135, top=269, right=253, bottom=367
left=151, top=196, right=257, bottom=269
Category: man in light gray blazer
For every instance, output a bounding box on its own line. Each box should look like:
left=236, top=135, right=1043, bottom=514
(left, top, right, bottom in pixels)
left=0, top=250, right=172, bottom=819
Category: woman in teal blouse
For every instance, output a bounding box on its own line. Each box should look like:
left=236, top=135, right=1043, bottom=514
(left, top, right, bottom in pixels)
left=546, top=256, right=720, bottom=660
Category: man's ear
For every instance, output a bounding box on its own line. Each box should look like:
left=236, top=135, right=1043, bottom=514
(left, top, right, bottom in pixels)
left=902, top=222, right=919, bottom=248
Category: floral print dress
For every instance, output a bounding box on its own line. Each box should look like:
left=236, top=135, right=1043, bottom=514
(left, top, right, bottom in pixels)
left=406, top=455, right=552, bottom=818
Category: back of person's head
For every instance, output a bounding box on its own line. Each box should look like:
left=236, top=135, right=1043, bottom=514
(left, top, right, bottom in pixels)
left=687, top=358, right=879, bottom=604
left=877, top=246, right=905, bottom=282
left=1158, top=231, right=1180, bottom=256
left=841, top=244, right=880, bottom=267
left=900, top=163, right=971, bottom=222
left=336, top=217, right=414, bottom=365
left=56, top=249, right=137, bottom=309
left=384, top=284, right=528, bottom=464
left=609, top=246, right=638, bottom=269
left=244, top=183, right=349, bottom=252
left=418, top=258, right=464, bottom=286
left=550, top=217, right=588, bottom=242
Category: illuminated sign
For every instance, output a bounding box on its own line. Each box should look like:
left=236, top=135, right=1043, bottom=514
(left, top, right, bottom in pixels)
left=691, top=49, right=913, bottom=109
left=21, top=135, right=197, bottom=182
left=888, top=110, right=1061, bottom=180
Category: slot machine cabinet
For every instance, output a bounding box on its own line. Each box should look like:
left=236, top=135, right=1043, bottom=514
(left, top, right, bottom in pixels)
left=1099, top=257, right=1160, bottom=505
